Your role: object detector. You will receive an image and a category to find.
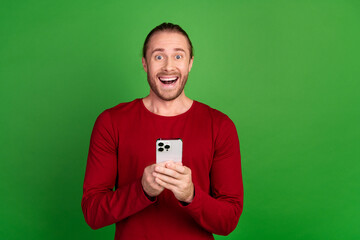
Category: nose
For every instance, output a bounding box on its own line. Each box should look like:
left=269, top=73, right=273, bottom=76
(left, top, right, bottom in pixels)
left=163, top=58, right=175, bottom=72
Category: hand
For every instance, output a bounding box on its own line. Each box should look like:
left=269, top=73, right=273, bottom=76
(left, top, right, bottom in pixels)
left=153, top=161, right=194, bottom=203
left=141, top=163, right=165, bottom=197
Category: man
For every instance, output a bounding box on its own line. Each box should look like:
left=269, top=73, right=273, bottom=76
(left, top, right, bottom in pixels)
left=82, top=23, right=243, bottom=240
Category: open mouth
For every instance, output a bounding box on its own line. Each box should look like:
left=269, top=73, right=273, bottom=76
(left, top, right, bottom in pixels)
left=158, top=76, right=179, bottom=85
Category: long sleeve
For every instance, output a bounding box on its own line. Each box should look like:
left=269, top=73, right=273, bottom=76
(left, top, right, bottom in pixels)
left=81, top=110, right=154, bottom=230
left=180, top=116, right=243, bottom=235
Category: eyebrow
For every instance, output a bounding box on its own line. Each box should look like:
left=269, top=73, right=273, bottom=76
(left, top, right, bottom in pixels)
left=151, top=48, right=186, bottom=55
left=174, top=48, right=186, bottom=53
left=151, top=48, right=165, bottom=55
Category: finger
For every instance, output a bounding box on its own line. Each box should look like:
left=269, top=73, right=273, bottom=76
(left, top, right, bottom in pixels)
left=145, top=176, right=163, bottom=191
left=153, top=172, right=180, bottom=186
left=155, top=166, right=181, bottom=179
left=165, top=162, right=186, bottom=174
left=155, top=177, right=176, bottom=192
left=156, top=160, right=174, bottom=166
left=156, top=161, right=168, bottom=167
left=152, top=184, right=164, bottom=191
left=175, top=162, right=183, bottom=166
left=148, top=182, right=162, bottom=191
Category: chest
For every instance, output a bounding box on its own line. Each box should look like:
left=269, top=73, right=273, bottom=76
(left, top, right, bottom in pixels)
left=115, top=116, right=215, bottom=186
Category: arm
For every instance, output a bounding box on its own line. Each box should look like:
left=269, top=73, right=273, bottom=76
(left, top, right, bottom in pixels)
left=81, top=111, right=155, bottom=229
left=183, top=118, right=243, bottom=235
left=154, top=116, right=243, bottom=235
left=180, top=117, right=243, bottom=235
left=184, top=117, right=243, bottom=235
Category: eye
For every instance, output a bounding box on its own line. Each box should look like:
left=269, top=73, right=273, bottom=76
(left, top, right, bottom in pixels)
left=155, top=55, right=163, bottom=60
left=175, top=54, right=182, bottom=60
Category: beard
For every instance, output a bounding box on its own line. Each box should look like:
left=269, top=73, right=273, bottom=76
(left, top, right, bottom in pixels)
left=147, top=72, right=189, bottom=101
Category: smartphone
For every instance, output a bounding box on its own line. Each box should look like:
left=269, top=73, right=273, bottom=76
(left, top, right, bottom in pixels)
left=156, top=138, right=183, bottom=164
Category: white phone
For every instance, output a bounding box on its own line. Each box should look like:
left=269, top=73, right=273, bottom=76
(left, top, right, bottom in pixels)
left=156, top=138, right=183, bottom=164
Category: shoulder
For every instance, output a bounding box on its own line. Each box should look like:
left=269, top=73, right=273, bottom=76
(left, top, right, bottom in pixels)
left=194, top=102, right=240, bottom=154
left=94, top=99, right=141, bottom=126
left=194, top=101, right=234, bottom=125
left=194, top=101, right=238, bottom=142
left=106, top=98, right=141, bottom=115
left=99, top=98, right=141, bottom=118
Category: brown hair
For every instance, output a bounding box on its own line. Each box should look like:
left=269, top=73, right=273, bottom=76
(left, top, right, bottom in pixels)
left=143, top=22, right=193, bottom=59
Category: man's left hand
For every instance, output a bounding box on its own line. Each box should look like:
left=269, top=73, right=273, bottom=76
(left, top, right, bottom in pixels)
left=153, top=161, right=194, bottom=203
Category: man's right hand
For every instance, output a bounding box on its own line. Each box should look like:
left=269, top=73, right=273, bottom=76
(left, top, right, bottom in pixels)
left=141, top=163, right=165, bottom=197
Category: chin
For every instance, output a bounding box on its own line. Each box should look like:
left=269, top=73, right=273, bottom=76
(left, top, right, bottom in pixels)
left=157, top=93, right=181, bottom=101
left=148, top=75, right=188, bottom=101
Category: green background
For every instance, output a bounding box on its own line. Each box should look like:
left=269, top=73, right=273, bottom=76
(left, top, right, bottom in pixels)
left=1, top=0, right=359, bottom=239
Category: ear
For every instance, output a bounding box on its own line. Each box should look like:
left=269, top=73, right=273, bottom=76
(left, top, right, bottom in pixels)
left=188, top=56, right=194, bottom=72
left=142, top=57, right=148, bottom=73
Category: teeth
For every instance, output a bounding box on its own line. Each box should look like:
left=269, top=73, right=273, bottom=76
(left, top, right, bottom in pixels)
left=159, top=77, right=178, bottom=81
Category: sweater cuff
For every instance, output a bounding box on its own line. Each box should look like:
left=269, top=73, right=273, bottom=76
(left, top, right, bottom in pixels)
left=138, top=179, right=157, bottom=203
left=178, top=183, right=206, bottom=212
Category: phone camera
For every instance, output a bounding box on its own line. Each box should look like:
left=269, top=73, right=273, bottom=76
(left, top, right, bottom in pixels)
left=165, top=145, right=170, bottom=151
left=158, top=142, right=164, bottom=147
left=158, top=148, right=164, bottom=152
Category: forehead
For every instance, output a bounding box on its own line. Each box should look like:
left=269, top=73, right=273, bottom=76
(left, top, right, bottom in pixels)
left=147, top=31, right=190, bottom=54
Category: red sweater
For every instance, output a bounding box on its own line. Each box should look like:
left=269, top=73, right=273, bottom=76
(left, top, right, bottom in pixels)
left=82, top=99, right=243, bottom=239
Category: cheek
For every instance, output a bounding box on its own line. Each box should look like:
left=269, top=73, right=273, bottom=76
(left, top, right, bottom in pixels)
left=148, top=64, right=161, bottom=75
left=179, top=63, right=190, bottom=73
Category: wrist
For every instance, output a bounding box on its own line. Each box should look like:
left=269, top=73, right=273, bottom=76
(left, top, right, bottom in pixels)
left=183, top=184, right=195, bottom=204
left=142, top=187, right=156, bottom=202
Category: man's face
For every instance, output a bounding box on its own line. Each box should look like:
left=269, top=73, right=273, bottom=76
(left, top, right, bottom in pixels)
left=142, top=31, right=194, bottom=101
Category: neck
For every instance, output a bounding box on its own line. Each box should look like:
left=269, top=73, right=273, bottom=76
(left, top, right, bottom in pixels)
left=142, top=91, right=193, bottom=116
